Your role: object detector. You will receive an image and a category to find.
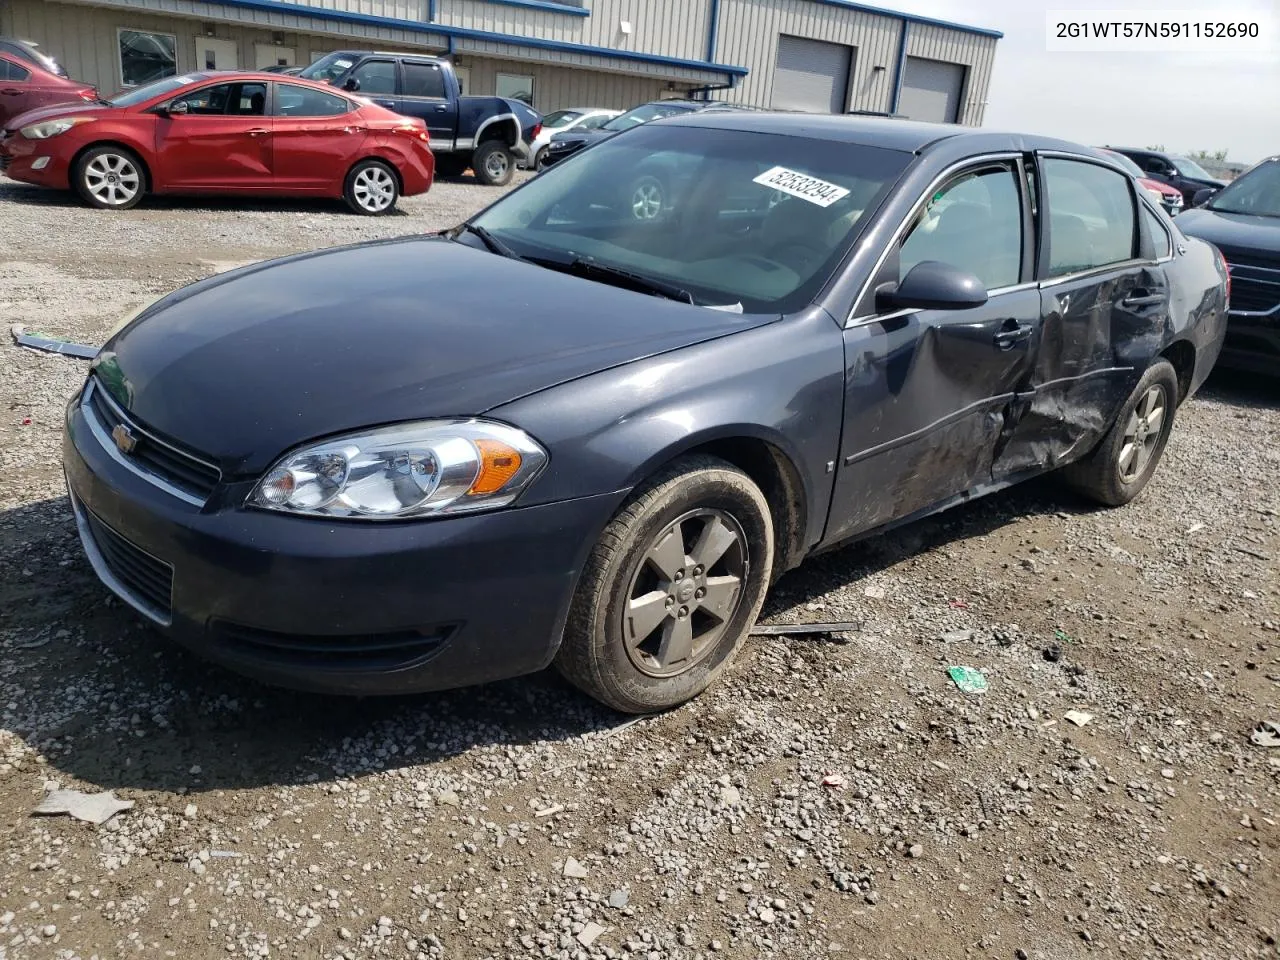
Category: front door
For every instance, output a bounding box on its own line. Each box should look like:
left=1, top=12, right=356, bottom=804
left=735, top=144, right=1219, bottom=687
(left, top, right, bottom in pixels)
left=992, top=154, right=1164, bottom=478
left=154, top=80, right=272, bottom=189
left=828, top=159, right=1040, bottom=544
left=398, top=58, right=456, bottom=146
left=271, top=81, right=368, bottom=190
left=196, top=37, right=238, bottom=71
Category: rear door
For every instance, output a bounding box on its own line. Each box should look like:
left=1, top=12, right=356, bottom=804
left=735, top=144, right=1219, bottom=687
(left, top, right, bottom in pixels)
left=992, top=154, right=1166, bottom=478
left=154, top=80, right=272, bottom=189
left=271, top=81, right=367, bottom=190
left=829, top=157, right=1041, bottom=542
left=398, top=59, right=455, bottom=145
left=0, top=56, right=34, bottom=124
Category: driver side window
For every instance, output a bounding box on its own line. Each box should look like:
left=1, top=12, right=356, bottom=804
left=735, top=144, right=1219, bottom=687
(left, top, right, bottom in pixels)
left=899, top=165, right=1023, bottom=291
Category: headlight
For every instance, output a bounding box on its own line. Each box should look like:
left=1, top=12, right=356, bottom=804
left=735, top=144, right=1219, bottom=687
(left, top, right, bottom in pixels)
left=20, top=117, right=95, bottom=140
left=250, top=419, right=548, bottom=520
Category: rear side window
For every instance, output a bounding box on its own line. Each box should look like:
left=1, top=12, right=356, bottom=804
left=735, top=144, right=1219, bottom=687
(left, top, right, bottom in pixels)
left=1043, top=158, right=1137, bottom=277
left=401, top=61, right=445, bottom=98
left=276, top=84, right=350, bottom=117
left=1, top=59, right=31, bottom=81
left=350, top=59, right=396, bottom=95
left=1141, top=204, right=1172, bottom=258
left=899, top=164, right=1024, bottom=291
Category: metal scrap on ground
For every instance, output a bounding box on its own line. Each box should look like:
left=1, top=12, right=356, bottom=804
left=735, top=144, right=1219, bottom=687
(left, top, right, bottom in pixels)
left=750, top=621, right=863, bottom=636
left=10, top=324, right=98, bottom=360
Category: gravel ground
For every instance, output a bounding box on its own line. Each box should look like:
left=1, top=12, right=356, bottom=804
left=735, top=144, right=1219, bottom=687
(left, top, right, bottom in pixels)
left=1, top=175, right=1278, bottom=960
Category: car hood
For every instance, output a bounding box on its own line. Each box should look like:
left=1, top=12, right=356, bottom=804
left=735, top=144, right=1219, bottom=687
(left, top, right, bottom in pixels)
left=94, top=236, right=774, bottom=475
left=4, top=100, right=113, bottom=133
left=1176, top=208, right=1280, bottom=257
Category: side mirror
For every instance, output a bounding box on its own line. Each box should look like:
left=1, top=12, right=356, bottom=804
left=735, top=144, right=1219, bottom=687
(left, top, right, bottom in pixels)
left=165, top=99, right=188, bottom=116
left=343, top=77, right=360, bottom=92
left=876, top=260, right=988, bottom=312
left=1192, top=187, right=1219, bottom=207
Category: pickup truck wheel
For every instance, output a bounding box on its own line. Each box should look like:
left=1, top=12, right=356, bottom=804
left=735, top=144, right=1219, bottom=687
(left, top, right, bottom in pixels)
left=473, top=141, right=514, bottom=186
left=555, top=455, right=774, bottom=714
left=344, top=159, right=399, bottom=215
left=1063, top=360, right=1178, bottom=507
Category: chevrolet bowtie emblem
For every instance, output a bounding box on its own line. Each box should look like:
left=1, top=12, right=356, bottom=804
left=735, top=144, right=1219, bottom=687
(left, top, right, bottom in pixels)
left=111, top=423, right=138, bottom=455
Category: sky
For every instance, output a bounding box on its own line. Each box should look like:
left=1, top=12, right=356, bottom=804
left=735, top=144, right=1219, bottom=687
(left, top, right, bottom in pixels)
left=904, top=0, right=1280, bottom=164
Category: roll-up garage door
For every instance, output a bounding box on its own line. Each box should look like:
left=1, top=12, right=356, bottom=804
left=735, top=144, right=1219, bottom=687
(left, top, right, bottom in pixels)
left=899, top=56, right=966, bottom=123
left=771, top=35, right=854, bottom=114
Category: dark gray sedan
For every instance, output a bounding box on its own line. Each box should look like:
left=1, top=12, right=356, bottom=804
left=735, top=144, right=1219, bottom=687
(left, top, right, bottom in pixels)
left=64, top=113, right=1227, bottom=714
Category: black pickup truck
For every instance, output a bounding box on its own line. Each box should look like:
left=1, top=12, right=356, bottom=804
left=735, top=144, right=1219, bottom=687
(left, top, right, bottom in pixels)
left=299, top=51, right=540, bottom=185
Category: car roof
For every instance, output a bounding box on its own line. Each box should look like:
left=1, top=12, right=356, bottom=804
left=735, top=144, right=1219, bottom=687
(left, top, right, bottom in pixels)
left=662, top=110, right=1116, bottom=159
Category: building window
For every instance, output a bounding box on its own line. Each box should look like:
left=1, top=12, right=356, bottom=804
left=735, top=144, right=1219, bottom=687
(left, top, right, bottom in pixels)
left=495, top=72, right=534, bottom=106
left=119, top=29, right=177, bottom=87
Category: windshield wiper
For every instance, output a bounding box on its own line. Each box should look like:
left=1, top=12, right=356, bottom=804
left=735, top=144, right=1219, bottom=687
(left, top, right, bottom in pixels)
left=532, top=256, right=695, bottom=305
left=449, top=223, right=524, bottom=260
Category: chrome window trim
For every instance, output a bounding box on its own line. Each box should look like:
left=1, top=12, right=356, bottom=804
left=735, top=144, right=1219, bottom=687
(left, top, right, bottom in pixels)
left=68, top=490, right=172, bottom=627
left=848, top=281, right=1039, bottom=328
left=843, top=152, right=1023, bottom=329
left=80, top=379, right=219, bottom=508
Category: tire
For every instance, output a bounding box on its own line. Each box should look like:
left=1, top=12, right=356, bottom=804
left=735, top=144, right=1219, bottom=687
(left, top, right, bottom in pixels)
left=343, top=159, right=399, bottom=216
left=472, top=140, right=514, bottom=186
left=626, top=173, right=666, bottom=221
left=73, top=145, right=145, bottom=210
left=532, top=146, right=547, bottom=171
left=555, top=455, right=774, bottom=714
left=1063, top=359, right=1179, bottom=507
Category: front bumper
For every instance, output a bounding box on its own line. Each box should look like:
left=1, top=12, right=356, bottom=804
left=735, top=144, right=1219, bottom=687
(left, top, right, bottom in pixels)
left=0, top=132, right=68, bottom=187
left=63, top=396, right=624, bottom=695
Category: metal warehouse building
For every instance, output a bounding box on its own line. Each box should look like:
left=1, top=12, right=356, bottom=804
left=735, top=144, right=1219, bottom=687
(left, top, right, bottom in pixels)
left=0, top=0, right=1000, bottom=123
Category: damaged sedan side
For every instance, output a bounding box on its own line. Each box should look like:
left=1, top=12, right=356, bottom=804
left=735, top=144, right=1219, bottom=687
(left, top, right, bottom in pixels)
left=62, top=114, right=1227, bottom=714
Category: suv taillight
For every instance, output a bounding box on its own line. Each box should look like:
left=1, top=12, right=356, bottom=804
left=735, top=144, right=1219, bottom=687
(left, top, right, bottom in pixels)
left=530, top=123, right=541, bottom=140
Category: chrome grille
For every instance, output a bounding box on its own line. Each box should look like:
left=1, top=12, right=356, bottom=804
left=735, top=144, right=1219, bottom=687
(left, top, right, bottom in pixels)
left=81, top=379, right=221, bottom=505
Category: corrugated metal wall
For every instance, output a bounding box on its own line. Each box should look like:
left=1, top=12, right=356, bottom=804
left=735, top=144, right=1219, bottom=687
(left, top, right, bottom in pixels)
left=713, top=0, right=901, bottom=112
left=905, top=23, right=997, bottom=126
left=457, top=56, right=669, bottom=113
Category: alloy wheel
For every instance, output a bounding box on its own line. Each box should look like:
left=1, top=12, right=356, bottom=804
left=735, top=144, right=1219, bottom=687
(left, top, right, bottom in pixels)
left=630, top=180, right=664, bottom=220
left=84, top=154, right=140, bottom=207
left=623, top=509, right=748, bottom=678
left=1117, top=384, right=1167, bottom=483
left=352, top=166, right=396, bottom=212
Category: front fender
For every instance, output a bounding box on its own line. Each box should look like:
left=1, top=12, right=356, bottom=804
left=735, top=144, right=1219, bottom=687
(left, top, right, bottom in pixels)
left=490, top=309, right=847, bottom=553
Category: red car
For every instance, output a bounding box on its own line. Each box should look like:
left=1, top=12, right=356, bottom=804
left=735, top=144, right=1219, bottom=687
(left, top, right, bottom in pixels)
left=0, top=71, right=434, bottom=215
left=0, top=51, right=96, bottom=127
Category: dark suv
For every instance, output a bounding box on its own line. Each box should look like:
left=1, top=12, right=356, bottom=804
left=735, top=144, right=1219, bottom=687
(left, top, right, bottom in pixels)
left=1107, top=147, right=1227, bottom=207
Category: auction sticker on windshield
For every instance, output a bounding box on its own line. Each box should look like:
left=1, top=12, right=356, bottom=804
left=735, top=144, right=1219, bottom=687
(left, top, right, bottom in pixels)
left=752, top=166, right=850, bottom=207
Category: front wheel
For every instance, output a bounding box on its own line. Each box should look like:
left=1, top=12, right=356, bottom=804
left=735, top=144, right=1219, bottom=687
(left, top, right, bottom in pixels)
left=344, top=159, right=399, bottom=215
left=472, top=141, right=514, bottom=186
left=1063, top=359, right=1179, bottom=506
left=73, top=146, right=146, bottom=210
left=555, top=455, right=774, bottom=714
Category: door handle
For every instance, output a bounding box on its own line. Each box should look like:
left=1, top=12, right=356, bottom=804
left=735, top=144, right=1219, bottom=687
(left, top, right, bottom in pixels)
left=247, top=128, right=269, bottom=136
left=1121, top=290, right=1164, bottom=307
left=0, top=88, right=21, bottom=95
left=992, top=321, right=1034, bottom=350
left=435, top=104, right=448, bottom=112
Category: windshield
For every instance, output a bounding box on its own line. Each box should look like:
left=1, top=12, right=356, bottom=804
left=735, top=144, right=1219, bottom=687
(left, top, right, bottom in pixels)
left=299, top=53, right=357, bottom=84
left=1171, top=155, right=1213, bottom=179
left=108, top=74, right=200, bottom=107
left=469, top=123, right=910, bottom=313
left=541, top=110, right=582, bottom=129
left=602, top=102, right=694, bottom=132
left=1206, top=159, right=1280, bottom=217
